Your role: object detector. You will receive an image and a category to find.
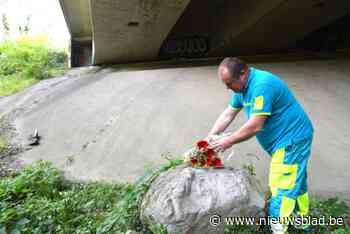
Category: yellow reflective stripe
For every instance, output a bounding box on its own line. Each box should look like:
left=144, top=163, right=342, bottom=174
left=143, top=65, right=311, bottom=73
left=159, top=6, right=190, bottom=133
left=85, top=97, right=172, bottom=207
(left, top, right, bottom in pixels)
left=272, top=148, right=285, bottom=164
left=253, top=95, right=264, bottom=110
left=269, top=167, right=298, bottom=196
left=276, top=165, right=297, bottom=189
left=280, top=196, right=296, bottom=218
left=270, top=164, right=297, bottom=173
left=297, top=192, right=309, bottom=216
left=269, top=148, right=298, bottom=197
left=251, top=112, right=271, bottom=116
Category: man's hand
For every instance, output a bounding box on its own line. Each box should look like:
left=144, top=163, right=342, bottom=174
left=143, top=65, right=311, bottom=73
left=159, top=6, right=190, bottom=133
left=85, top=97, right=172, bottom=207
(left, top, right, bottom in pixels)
left=211, top=136, right=233, bottom=152
left=204, top=135, right=214, bottom=143
left=210, top=115, right=268, bottom=152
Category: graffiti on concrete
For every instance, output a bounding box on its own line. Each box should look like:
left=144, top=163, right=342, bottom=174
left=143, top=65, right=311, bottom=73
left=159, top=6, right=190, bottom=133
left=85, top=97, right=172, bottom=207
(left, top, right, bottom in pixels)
left=160, top=36, right=209, bottom=57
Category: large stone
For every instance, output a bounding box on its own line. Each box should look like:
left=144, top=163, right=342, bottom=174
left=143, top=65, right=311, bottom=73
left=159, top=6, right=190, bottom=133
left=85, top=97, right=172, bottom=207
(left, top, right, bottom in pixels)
left=140, top=164, right=265, bottom=234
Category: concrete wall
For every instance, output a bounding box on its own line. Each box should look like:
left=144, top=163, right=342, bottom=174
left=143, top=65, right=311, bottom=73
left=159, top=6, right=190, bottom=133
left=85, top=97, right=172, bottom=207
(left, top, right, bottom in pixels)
left=60, top=0, right=350, bottom=65
left=159, top=0, right=350, bottom=58
left=161, top=0, right=285, bottom=58
left=209, top=0, right=350, bottom=56
left=295, top=13, right=350, bottom=52
left=90, top=0, right=190, bottom=64
left=158, top=0, right=213, bottom=58
left=59, top=0, right=92, bottom=39
left=208, top=0, right=283, bottom=55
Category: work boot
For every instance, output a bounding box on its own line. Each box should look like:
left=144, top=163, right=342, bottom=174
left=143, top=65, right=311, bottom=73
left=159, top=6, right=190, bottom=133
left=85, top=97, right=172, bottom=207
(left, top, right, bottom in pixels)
left=271, top=222, right=289, bottom=234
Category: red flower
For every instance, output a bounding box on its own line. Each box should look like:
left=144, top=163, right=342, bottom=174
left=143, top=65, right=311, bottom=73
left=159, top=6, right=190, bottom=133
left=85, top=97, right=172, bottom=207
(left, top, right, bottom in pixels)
left=190, top=158, right=198, bottom=165
left=206, top=158, right=213, bottom=166
left=197, top=140, right=209, bottom=150
left=206, top=148, right=215, bottom=159
left=213, top=158, right=222, bottom=167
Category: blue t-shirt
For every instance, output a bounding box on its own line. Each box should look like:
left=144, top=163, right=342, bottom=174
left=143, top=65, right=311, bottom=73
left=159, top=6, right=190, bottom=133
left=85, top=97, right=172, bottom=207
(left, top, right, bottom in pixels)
left=230, top=67, right=313, bottom=154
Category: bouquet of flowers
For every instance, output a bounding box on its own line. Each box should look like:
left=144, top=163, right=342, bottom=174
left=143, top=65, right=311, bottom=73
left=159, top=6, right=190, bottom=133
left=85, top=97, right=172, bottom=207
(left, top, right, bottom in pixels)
left=185, top=140, right=222, bottom=168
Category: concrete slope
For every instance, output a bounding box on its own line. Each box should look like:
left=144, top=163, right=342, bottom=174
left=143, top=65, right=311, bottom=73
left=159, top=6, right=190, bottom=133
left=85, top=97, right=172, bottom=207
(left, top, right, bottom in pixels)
left=90, top=0, right=190, bottom=64
left=0, top=60, right=350, bottom=199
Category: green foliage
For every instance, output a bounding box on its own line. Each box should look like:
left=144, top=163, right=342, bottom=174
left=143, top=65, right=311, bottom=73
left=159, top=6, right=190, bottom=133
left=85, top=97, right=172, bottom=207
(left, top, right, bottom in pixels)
left=0, top=37, right=67, bottom=96
left=0, top=159, right=348, bottom=234
left=224, top=223, right=268, bottom=234
left=305, top=197, right=350, bottom=234
left=331, top=227, right=350, bottom=234
left=224, top=197, right=350, bottom=234
left=310, top=197, right=350, bottom=218
left=96, top=155, right=183, bottom=233
left=148, top=223, right=168, bottom=234
left=0, top=157, right=183, bottom=233
left=0, top=160, right=124, bottom=233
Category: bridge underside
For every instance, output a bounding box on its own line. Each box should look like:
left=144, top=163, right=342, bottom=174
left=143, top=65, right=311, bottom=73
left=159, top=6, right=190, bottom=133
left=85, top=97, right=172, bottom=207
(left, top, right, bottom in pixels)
left=60, top=0, right=350, bottom=66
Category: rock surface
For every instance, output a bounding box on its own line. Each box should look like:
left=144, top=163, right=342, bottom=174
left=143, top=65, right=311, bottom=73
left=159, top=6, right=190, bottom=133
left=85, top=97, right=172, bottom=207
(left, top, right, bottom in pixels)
left=140, top=164, right=265, bottom=234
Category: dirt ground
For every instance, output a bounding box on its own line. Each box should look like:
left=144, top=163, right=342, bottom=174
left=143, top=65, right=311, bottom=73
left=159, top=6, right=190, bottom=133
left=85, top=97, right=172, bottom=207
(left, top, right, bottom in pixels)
left=0, top=59, right=349, bottom=200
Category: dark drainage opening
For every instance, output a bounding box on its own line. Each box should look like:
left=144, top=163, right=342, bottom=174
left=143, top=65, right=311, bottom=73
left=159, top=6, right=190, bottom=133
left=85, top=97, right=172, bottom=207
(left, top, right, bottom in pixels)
left=71, top=39, right=92, bottom=67
left=128, top=21, right=139, bottom=27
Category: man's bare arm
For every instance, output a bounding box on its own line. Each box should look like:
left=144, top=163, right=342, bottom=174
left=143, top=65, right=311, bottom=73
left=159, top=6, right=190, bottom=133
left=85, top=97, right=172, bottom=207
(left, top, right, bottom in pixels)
left=208, top=106, right=241, bottom=136
left=211, top=115, right=268, bottom=151
left=228, top=115, right=267, bottom=144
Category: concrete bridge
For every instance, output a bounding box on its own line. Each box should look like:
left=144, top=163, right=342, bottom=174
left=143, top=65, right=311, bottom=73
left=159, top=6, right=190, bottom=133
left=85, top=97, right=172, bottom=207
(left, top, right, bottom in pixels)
left=59, top=0, right=350, bottom=66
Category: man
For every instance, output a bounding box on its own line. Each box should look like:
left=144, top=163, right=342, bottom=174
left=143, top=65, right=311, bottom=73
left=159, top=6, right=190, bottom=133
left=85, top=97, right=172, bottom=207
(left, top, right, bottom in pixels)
left=208, top=57, right=314, bottom=234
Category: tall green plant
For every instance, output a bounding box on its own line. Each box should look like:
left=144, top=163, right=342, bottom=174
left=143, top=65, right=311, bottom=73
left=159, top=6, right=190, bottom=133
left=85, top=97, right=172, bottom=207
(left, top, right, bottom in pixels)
left=0, top=36, right=67, bottom=96
left=1, top=159, right=348, bottom=234
left=0, top=37, right=66, bottom=80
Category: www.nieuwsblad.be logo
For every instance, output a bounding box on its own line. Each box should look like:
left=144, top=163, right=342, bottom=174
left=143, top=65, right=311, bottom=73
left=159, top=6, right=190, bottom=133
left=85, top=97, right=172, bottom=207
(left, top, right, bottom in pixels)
left=209, top=214, right=344, bottom=227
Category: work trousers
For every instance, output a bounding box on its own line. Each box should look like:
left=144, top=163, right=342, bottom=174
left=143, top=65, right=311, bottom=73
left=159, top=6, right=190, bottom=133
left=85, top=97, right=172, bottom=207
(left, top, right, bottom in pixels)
left=268, top=137, right=313, bottom=233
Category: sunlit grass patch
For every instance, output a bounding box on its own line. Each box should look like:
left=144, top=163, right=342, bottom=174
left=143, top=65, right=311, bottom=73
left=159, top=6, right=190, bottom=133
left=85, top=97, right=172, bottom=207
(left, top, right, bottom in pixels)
left=0, top=75, right=37, bottom=97
left=0, top=159, right=349, bottom=234
left=0, top=36, right=67, bottom=97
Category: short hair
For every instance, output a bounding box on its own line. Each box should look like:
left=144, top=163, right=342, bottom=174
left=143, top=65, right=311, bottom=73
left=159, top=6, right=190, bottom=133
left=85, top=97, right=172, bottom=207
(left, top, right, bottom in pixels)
left=219, top=57, right=248, bottom=81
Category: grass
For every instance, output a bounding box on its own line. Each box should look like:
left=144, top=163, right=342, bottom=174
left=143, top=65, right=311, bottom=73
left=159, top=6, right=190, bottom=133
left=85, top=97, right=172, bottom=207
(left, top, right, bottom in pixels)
left=0, top=160, right=349, bottom=234
left=0, top=158, right=183, bottom=234
left=0, top=36, right=67, bottom=97
left=0, top=75, right=37, bottom=97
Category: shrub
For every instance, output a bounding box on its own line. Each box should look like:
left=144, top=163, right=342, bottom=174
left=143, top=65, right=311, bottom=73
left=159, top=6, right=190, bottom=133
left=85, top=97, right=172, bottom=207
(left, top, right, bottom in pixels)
left=0, top=36, right=67, bottom=96
left=0, top=158, right=183, bottom=233
left=0, top=159, right=349, bottom=234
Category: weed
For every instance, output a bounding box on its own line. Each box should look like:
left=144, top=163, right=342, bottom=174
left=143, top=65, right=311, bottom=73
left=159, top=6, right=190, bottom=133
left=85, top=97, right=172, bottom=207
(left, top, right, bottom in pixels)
left=0, top=157, right=183, bottom=233
left=0, top=159, right=349, bottom=234
left=0, top=36, right=67, bottom=96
